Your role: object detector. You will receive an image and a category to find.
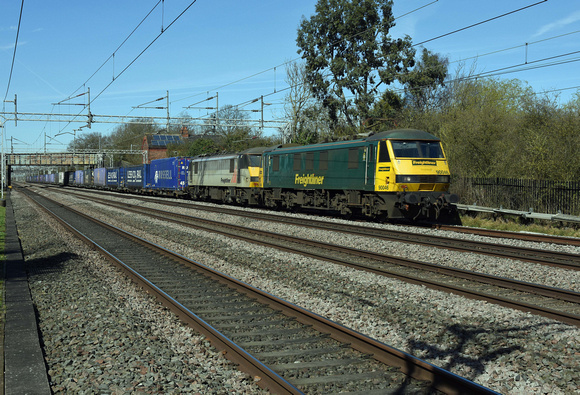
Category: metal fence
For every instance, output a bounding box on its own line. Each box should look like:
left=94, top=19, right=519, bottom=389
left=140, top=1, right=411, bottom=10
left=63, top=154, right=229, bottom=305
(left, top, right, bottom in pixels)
left=452, top=178, right=580, bottom=216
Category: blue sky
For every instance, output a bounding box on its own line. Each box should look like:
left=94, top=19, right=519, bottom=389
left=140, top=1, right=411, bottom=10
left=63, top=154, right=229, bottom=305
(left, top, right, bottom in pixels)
left=1, top=0, right=579, bottom=153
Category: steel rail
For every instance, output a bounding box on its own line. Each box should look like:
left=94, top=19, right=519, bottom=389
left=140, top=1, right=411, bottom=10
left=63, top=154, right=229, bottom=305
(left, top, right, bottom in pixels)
left=20, top=190, right=300, bottom=394
left=21, top=186, right=497, bottom=395
left=54, top=186, right=580, bottom=270
left=59, top=190, right=580, bottom=327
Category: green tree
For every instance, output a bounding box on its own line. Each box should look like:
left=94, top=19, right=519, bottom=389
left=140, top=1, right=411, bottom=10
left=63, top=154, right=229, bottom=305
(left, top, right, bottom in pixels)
left=365, top=89, right=404, bottom=132
left=184, top=138, right=218, bottom=157
left=296, top=0, right=415, bottom=130
left=557, top=97, right=580, bottom=180
left=400, top=48, right=449, bottom=112
left=438, top=75, right=526, bottom=178
left=517, top=93, right=580, bottom=181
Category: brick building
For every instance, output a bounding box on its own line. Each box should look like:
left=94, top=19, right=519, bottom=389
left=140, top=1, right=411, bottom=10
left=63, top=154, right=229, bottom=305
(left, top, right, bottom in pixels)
left=142, top=127, right=190, bottom=163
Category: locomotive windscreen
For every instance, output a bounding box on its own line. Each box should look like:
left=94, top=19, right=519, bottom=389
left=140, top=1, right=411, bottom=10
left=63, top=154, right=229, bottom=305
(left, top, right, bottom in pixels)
left=238, top=154, right=262, bottom=169
left=391, top=141, right=444, bottom=159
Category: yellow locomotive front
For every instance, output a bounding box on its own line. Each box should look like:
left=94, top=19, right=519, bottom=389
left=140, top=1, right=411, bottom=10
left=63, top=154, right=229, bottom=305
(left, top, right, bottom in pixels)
left=371, top=129, right=459, bottom=222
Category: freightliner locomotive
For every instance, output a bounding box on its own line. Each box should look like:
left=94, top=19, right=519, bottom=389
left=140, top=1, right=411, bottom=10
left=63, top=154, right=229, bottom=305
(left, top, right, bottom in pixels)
left=28, top=129, right=459, bottom=223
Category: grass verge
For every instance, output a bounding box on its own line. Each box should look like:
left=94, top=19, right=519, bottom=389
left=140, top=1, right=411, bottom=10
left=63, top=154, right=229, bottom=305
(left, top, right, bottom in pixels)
left=460, top=214, right=580, bottom=238
left=0, top=205, right=5, bottom=328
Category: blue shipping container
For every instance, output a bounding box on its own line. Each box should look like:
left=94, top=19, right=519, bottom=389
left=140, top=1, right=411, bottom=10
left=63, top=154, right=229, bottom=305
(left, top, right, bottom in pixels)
left=94, top=168, right=107, bottom=187
left=125, top=165, right=147, bottom=189
left=106, top=168, right=121, bottom=188
left=147, top=157, right=189, bottom=191
left=119, top=167, right=126, bottom=188
left=74, top=170, right=84, bottom=185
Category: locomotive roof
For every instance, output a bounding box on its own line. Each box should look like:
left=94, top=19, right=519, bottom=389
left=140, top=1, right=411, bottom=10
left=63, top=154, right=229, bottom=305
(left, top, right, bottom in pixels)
left=264, top=129, right=440, bottom=155
left=192, top=146, right=268, bottom=161
left=192, top=153, right=238, bottom=161
left=239, top=146, right=269, bottom=154
left=365, top=129, right=440, bottom=141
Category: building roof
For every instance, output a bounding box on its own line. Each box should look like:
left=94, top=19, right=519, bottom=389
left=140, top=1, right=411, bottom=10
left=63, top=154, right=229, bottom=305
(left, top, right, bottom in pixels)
left=144, top=134, right=183, bottom=148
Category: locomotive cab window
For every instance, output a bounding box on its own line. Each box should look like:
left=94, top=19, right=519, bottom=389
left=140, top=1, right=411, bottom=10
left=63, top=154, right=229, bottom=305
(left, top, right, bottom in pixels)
left=238, top=155, right=248, bottom=169
left=391, top=141, right=444, bottom=159
left=229, top=159, right=235, bottom=173
left=378, top=141, right=390, bottom=162
left=249, top=155, right=261, bottom=167
left=272, top=156, right=280, bottom=171
left=420, top=141, right=444, bottom=158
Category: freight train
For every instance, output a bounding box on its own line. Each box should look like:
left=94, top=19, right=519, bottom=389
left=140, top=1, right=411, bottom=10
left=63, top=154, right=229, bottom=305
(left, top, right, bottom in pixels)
left=27, top=129, right=460, bottom=223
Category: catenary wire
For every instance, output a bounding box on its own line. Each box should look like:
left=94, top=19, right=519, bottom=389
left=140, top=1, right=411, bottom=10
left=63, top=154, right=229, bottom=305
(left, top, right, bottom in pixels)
left=173, top=1, right=442, bottom=106
left=3, top=0, right=25, bottom=104
left=65, top=0, right=163, bottom=100
left=55, top=1, right=198, bottom=134
left=179, top=1, right=553, bottom=118
left=413, top=0, right=548, bottom=47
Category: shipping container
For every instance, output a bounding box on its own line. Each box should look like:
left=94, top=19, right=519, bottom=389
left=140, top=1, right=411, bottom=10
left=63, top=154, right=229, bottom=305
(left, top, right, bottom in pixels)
left=106, top=168, right=121, bottom=188
left=146, top=157, right=189, bottom=193
left=125, top=164, right=147, bottom=191
left=83, top=169, right=93, bottom=187
left=74, top=170, right=84, bottom=186
left=94, top=167, right=107, bottom=187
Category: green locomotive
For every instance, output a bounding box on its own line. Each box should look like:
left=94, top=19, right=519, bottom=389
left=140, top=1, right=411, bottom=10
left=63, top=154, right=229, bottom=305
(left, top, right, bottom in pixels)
left=261, top=129, right=459, bottom=222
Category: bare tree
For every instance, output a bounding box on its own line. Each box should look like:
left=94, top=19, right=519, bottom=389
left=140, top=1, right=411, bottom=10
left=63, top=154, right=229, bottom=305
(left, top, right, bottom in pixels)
left=282, top=61, right=333, bottom=144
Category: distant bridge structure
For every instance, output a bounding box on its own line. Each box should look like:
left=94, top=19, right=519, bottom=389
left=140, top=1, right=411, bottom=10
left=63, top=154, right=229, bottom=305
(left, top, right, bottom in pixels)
left=6, top=149, right=147, bottom=168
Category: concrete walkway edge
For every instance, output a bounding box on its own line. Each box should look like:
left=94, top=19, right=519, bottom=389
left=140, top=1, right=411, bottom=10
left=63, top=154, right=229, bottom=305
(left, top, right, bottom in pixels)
left=3, top=193, right=51, bottom=395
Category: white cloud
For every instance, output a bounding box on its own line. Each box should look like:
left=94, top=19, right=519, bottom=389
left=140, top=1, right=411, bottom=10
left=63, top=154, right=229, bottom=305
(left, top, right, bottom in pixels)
left=0, top=40, right=27, bottom=51
left=533, top=10, right=580, bottom=37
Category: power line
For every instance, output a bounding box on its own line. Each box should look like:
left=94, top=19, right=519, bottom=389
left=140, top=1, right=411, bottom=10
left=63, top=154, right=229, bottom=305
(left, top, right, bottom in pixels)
left=8, top=2, right=578, bottom=142
left=174, top=1, right=443, bottom=107
left=3, top=0, right=25, bottom=103
left=56, top=1, right=198, bottom=135
left=413, top=0, right=548, bottom=47
left=89, top=1, right=198, bottom=106
left=449, top=30, right=580, bottom=66
left=473, top=54, right=580, bottom=79
left=178, top=1, right=553, bottom=120
left=66, top=0, right=164, bottom=100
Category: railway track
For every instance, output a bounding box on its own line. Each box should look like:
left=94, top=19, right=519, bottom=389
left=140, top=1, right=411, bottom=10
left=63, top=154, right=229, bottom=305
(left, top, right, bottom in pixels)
left=20, top=187, right=495, bottom=394
left=436, top=224, right=580, bottom=247
left=50, top=186, right=580, bottom=271
left=40, top=186, right=580, bottom=327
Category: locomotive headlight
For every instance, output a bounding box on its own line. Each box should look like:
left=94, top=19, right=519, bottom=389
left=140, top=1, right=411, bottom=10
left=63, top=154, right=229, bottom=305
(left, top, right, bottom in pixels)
left=436, top=175, right=450, bottom=183
left=396, top=175, right=419, bottom=183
